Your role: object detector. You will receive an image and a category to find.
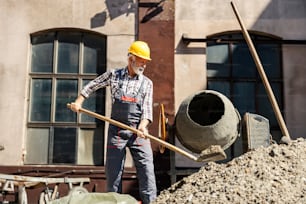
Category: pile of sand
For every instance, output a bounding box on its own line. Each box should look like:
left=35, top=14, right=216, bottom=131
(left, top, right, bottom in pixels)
left=152, top=138, right=306, bottom=203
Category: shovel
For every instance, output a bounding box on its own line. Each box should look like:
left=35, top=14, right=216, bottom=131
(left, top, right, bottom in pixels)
left=67, top=103, right=226, bottom=162
left=231, top=1, right=291, bottom=144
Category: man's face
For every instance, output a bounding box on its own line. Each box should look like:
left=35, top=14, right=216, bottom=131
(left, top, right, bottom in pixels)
left=134, top=55, right=148, bottom=67
left=130, top=55, right=149, bottom=75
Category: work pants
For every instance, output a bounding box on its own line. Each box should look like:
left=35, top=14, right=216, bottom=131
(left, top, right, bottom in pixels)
left=106, top=125, right=157, bottom=204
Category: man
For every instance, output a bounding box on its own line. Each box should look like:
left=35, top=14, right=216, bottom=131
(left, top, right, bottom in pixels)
left=70, top=41, right=157, bottom=204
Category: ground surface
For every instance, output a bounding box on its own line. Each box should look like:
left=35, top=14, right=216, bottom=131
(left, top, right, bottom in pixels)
left=152, top=138, right=306, bottom=204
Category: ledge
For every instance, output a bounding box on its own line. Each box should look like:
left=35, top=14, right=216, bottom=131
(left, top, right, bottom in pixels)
left=182, top=33, right=306, bottom=44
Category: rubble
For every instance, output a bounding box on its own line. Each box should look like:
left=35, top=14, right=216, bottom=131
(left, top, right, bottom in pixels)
left=152, top=138, right=306, bottom=203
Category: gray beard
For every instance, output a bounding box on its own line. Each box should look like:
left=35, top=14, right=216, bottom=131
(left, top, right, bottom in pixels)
left=133, top=66, right=144, bottom=75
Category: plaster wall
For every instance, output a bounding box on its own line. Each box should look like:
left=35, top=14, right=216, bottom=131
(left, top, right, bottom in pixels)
left=0, top=0, right=136, bottom=165
left=283, top=45, right=306, bottom=138
left=175, top=0, right=306, bottom=138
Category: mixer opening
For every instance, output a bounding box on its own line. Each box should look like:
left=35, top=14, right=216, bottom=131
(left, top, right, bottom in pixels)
left=188, top=92, right=225, bottom=126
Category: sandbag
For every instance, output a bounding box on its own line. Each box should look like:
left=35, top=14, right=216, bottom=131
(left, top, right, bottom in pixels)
left=49, top=192, right=139, bottom=204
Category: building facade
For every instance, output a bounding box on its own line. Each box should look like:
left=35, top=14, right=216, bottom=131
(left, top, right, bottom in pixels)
left=0, top=0, right=306, bottom=202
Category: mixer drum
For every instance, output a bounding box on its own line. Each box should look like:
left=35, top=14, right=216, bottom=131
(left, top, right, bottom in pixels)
left=175, top=90, right=240, bottom=153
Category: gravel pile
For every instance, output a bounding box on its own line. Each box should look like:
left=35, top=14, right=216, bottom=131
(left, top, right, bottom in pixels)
left=152, top=138, right=306, bottom=204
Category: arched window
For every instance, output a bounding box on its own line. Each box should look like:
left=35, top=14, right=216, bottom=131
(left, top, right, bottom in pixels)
left=207, top=32, right=283, bottom=142
left=26, top=29, right=106, bottom=165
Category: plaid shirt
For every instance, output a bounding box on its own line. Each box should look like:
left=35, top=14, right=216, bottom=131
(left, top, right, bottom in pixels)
left=81, top=67, right=153, bottom=122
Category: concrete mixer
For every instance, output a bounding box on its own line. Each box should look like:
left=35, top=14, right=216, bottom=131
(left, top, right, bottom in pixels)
left=174, top=90, right=241, bottom=154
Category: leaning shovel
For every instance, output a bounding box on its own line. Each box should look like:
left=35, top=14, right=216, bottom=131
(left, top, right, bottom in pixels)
left=230, top=1, right=291, bottom=143
left=67, top=103, right=226, bottom=162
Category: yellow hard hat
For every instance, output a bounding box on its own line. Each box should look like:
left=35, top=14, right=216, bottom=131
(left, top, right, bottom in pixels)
left=128, top=41, right=151, bottom=61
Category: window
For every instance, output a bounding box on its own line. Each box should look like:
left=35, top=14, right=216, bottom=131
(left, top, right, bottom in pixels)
left=207, top=32, right=283, bottom=141
left=26, top=30, right=106, bottom=165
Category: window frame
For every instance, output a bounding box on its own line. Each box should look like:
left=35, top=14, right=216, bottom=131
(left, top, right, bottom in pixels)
left=206, top=31, right=284, bottom=139
left=27, top=29, right=106, bottom=165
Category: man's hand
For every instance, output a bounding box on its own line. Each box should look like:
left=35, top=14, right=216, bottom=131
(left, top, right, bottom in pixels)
left=70, top=95, right=85, bottom=112
left=137, top=126, right=149, bottom=139
left=137, top=119, right=150, bottom=139
left=70, top=102, right=81, bottom=112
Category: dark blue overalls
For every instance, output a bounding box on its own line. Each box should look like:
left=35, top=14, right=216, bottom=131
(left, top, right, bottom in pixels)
left=105, top=71, right=157, bottom=204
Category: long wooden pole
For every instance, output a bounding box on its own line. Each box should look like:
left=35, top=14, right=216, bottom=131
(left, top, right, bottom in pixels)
left=67, top=104, right=200, bottom=161
left=230, top=1, right=291, bottom=140
left=67, top=104, right=227, bottom=162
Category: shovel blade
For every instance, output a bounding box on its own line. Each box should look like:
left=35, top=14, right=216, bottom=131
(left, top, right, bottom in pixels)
left=197, top=145, right=227, bottom=162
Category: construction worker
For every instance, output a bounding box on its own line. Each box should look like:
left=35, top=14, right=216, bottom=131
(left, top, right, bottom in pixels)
left=70, top=41, right=157, bottom=204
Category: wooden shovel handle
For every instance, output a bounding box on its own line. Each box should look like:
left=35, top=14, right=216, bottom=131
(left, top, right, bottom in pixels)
left=67, top=103, right=199, bottom=161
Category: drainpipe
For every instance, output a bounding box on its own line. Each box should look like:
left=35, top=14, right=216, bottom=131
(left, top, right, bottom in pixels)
left=135, top=0, right=139, bottom=40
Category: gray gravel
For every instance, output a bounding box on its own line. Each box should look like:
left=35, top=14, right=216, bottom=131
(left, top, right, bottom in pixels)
left=152, top=138, right=306, bottom=204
